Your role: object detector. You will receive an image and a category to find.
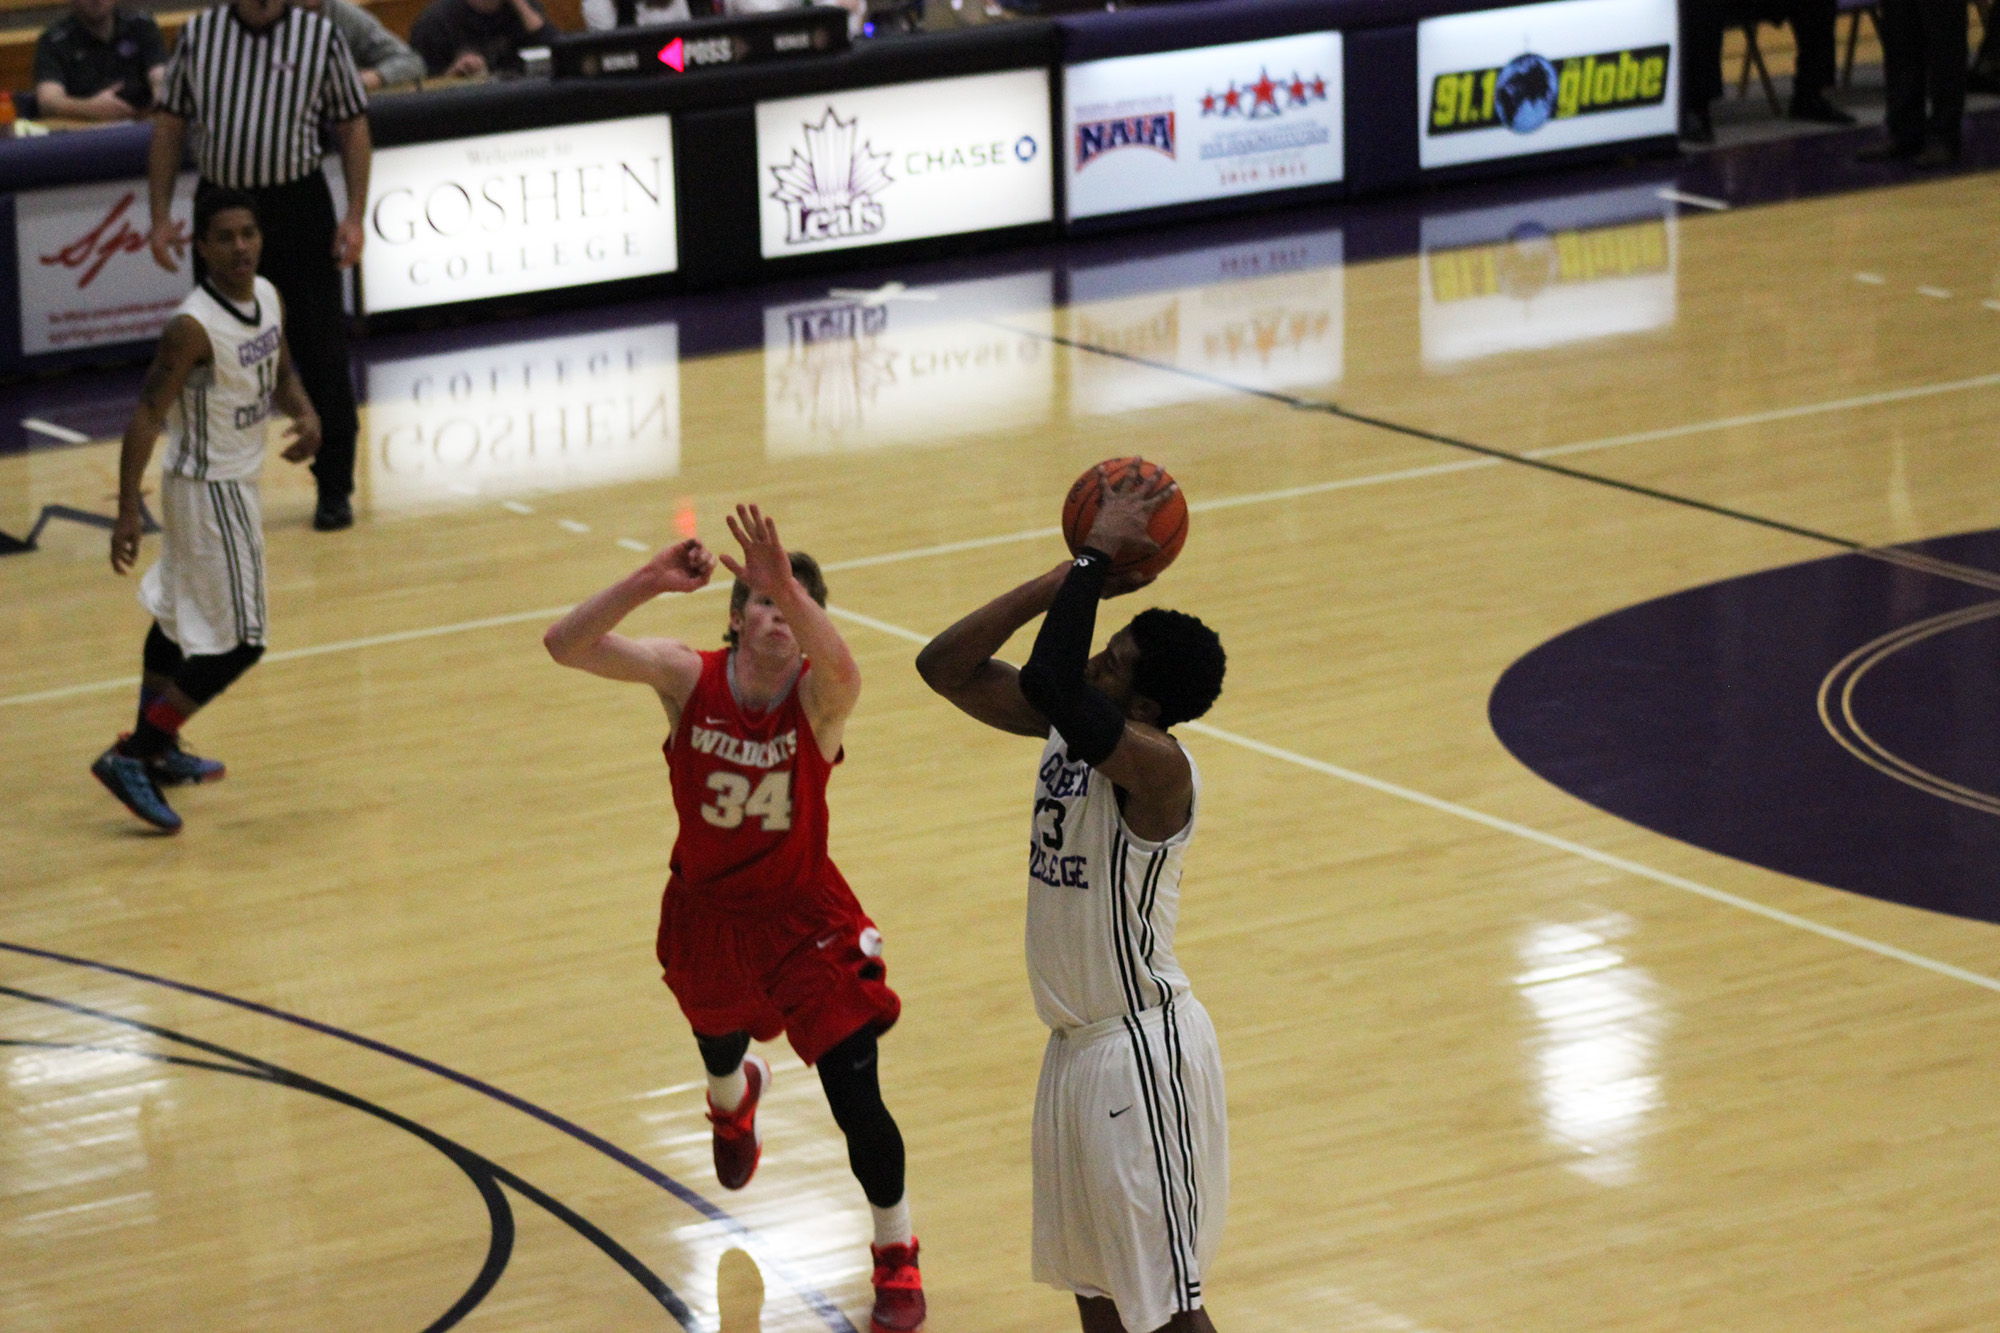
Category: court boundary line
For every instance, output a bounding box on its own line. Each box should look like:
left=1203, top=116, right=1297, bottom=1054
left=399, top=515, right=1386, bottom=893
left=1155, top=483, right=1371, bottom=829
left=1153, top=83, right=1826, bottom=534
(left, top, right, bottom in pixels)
left=1005, top=323, right=2000, bottom=592
left=16, top=366, right=2000, bottom=710
left=0, top=939, right=859, bottom=1333
left=825, top=605, right=2000, bottom=1000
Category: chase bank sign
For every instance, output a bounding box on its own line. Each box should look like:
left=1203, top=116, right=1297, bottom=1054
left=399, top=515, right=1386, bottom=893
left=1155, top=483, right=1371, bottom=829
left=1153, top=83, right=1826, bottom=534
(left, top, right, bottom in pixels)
left=755, top=70, right=1053, bottom=259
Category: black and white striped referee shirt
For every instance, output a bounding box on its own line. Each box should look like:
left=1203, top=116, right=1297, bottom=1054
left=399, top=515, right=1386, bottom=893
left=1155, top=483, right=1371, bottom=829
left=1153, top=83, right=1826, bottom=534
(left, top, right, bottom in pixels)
left=160, top=5, right=368, bottom=189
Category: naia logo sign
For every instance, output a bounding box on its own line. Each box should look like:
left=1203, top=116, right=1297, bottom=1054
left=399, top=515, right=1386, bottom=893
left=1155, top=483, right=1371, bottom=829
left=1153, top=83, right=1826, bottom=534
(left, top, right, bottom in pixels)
left=755, top=70, right=1053, bottom=260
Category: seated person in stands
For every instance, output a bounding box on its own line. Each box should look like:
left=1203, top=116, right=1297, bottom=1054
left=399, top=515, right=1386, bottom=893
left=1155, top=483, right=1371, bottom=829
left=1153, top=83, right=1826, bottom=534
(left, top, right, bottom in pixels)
left=582, top=0, right=862, bottom=30
left=411, top=0, right=549, bottom=77
left=297, top=0, right=425, bottom=90
left=583, top=0, right=694, bottom=28
left=33, top=0, right=165, bottom=122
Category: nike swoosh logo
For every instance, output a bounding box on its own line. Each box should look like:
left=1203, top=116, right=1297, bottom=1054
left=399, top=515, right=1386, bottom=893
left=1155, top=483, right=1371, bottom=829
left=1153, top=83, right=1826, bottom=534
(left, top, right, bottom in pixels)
left=1109, top=1105, right=1132, bottom=1118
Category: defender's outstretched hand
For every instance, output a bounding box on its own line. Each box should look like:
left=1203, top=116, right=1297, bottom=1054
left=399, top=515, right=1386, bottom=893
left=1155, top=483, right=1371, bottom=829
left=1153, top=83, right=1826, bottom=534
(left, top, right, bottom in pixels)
left=637, top=538, right=717, bottom=595
left=718, top=504, right=793, bottom=596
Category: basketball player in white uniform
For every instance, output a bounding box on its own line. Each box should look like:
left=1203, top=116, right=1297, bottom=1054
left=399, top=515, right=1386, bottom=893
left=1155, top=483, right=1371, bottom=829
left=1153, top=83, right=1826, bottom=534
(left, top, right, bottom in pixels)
left=93, top=185, right=321, bottom=832
left=916, top=469, right=1230, bottom=1333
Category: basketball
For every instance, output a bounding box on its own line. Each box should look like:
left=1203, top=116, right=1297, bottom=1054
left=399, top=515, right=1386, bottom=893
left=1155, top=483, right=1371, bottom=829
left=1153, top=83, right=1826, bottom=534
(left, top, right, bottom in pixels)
left=1061, top=457, right=1189, bottom=579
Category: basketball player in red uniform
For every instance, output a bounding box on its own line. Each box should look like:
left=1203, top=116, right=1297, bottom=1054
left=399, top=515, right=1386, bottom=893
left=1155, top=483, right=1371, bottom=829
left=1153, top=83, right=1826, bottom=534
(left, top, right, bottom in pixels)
left=544, top=504, right=924, bottom=1333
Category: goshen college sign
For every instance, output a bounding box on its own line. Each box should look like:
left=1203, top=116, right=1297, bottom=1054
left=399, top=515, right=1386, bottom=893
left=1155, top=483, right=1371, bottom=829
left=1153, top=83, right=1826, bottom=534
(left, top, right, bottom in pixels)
left=362, top=115, right=679, bottom=315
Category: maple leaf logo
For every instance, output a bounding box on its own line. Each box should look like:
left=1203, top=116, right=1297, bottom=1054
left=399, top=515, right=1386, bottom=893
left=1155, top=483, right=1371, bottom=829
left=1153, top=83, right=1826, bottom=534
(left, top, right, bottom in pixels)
left=771, top=109, right=893, bottom=246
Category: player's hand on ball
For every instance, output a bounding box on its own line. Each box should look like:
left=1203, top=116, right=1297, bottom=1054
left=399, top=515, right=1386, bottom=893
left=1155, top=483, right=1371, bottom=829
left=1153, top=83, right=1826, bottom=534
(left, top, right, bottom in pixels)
left=1102, top=567, right=1158, bottom=600
left=1083, top=462, right=1177, bottom=566
left=718, top=503, right=792, bottom=596
left=642, top=538, right=716, bottom=594
left=280, top=413, right=322, bottom=463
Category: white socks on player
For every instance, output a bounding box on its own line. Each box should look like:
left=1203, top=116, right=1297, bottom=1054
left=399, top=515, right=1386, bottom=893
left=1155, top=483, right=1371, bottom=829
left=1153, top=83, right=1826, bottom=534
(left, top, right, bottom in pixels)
left=871, top=1198, right=913, bottom=1249
left=707, top=1066, right=748, bottom=1113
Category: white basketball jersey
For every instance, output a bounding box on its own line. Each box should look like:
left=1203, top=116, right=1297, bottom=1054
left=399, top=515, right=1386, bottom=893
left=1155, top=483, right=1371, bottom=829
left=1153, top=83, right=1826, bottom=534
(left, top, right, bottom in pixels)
left=1025, top=730, right=1200, bottom=1031
left=163, top=277, right=283, bottom=483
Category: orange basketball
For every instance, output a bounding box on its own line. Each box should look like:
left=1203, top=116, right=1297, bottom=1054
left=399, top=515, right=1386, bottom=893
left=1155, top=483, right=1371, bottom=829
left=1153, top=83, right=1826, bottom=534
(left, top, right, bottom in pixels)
left=1061, top=457, right=1189, bottom=579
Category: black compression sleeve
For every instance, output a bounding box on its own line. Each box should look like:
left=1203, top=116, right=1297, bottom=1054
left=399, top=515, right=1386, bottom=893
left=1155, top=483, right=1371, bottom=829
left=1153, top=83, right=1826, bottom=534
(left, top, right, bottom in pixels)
left=1018, top=549, right=1127, bottom=766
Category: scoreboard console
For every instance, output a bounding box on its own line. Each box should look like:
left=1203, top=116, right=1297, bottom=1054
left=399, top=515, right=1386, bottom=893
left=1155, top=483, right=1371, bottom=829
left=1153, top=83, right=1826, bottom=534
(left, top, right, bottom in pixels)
left=551, top=6, right=850, bottom=79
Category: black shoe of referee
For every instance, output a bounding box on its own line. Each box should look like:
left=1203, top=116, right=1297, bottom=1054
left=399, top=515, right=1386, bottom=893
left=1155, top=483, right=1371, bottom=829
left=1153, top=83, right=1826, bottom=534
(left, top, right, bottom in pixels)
left=313, top=497, right=354, bottom=532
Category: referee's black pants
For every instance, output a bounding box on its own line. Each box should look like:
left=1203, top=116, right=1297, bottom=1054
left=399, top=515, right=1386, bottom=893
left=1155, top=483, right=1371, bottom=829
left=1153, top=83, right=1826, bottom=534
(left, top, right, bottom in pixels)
left=1878, top=0, right=1967, bottom=151
left=204, top=171, right=359, bottom=505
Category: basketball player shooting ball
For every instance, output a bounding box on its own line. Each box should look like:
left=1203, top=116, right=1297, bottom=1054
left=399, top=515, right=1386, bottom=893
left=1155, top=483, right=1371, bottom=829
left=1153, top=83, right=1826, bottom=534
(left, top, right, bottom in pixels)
left=915, top=462, right=1229, bottom=1333
left=543, top=505, right=925, bottom=1333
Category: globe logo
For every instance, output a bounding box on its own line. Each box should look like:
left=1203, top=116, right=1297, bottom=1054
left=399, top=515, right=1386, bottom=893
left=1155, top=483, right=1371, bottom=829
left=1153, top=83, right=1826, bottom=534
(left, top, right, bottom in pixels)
left=1495, top=53, right=1559, bottom=133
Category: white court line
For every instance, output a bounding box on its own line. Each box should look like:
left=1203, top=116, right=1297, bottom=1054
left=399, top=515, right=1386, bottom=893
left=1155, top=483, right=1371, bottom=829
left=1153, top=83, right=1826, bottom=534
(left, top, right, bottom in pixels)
left=824, top=603, right=2000, bottom=999
left=1533, top=370, right=2000, bottom=458
left=1656, top=187, right=1730, bottom=211
left=1917, top=286, right=1954, bottom=299
left=21, top=417, right=90, bottom=444
left=13, top=369, right=2000, bottom=709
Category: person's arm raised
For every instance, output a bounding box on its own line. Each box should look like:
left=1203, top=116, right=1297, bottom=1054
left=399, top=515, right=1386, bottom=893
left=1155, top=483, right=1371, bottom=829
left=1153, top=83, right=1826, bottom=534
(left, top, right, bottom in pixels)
left=1016, top=469, right=1191, bottom=842
left=717, top=504, right=858, bottom=760
left=544, top=540, right=716, bottom=718
left=915, top=565, right=1067, bottom=738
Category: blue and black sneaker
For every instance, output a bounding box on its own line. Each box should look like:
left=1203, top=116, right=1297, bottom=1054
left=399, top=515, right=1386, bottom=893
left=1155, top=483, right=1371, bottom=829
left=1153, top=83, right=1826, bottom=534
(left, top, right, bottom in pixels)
left=91, top=746, right=182, bottom=832
left=141, top=737, right=226, bottom=787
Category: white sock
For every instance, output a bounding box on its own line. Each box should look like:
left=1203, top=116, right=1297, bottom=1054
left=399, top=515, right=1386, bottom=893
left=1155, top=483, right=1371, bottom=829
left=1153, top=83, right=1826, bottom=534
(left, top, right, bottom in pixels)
left=707, top=1066, right=747, bottom=1113
left=871, top=1198, right=912, bottom=1250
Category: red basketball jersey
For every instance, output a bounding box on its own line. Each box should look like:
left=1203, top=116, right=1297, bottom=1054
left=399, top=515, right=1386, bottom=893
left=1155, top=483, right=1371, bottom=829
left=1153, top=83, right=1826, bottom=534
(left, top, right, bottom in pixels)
left=664, top=649, right=844, bottom=906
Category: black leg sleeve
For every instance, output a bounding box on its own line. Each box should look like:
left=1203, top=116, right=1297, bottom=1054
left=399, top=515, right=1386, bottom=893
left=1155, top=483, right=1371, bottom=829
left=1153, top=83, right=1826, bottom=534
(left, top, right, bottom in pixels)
left=143, top=622, right=185, bottom=678
left=694, top=1030, right=751, bottom=1077
left=174, top=643, right=265, bottom=706
left=816, top=1029, right=906, bottom=1209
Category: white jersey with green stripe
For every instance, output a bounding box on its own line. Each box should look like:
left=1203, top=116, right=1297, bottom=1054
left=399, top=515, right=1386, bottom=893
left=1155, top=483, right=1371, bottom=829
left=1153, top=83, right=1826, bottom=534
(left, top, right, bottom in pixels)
left=163, top=277, right=282, bottom=484
left=1026, top=729, right=1200, bottom=1031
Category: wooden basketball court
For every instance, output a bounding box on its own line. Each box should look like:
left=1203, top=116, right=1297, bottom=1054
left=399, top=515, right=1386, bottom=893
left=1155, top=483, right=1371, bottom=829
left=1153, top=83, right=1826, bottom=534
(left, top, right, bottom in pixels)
left=5, top=166, right=2000, bottom=1331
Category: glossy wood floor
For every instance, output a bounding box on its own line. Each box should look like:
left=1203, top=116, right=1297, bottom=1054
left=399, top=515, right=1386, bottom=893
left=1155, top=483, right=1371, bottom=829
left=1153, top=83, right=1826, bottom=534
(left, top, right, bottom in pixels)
left=7, top=167, right=2000, bottom=1332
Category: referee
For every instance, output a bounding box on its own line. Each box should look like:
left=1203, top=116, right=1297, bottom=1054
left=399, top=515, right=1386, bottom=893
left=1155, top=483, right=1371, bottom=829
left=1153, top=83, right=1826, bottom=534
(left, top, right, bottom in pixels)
left=146, top=0, right=370, bottom=532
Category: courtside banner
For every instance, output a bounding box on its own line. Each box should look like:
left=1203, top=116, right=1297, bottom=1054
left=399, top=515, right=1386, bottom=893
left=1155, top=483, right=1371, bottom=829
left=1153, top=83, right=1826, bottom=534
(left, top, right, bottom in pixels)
left=16, top=173, right=196, bottom=356
left=1417, top=0, right=1677, bottom=169
left=361, top=115, right=677, bottom=314
left=755, top=69, right=1053, bottom=259
left=1064, top=32, right=1344, bottom=222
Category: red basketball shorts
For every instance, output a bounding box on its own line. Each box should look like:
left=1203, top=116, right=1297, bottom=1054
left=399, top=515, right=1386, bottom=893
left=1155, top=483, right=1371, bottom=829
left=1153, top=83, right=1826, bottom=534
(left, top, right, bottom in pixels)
left=655, top=871, right=901, bottom=1066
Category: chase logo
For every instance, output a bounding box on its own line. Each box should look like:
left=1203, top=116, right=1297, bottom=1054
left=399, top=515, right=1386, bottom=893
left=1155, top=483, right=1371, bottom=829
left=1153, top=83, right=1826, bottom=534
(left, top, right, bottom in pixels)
left=1074, top=112, right=1176, bottom=170
left=1428, top=45, right=1670, bottom=136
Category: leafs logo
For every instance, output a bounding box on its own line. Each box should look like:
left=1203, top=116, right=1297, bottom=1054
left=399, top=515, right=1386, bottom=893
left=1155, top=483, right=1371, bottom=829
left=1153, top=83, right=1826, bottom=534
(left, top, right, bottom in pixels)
left=770, top=109, right=893, bottom=246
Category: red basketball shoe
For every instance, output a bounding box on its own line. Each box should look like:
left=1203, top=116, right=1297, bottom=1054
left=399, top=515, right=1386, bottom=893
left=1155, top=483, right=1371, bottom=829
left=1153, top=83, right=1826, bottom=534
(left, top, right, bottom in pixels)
left=869, top=1236, right=926, bottom=1332
left=706, top=1053, right=769, bottom=1190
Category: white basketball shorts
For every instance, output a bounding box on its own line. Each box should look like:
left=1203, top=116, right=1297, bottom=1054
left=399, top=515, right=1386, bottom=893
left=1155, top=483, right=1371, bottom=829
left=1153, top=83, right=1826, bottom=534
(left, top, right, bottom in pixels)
left=1032, top=994, right=1228, bottom=1333
left=139, top=475, right=267, bottom=657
